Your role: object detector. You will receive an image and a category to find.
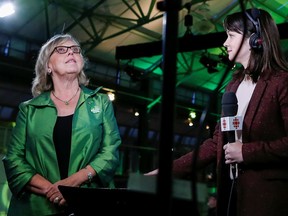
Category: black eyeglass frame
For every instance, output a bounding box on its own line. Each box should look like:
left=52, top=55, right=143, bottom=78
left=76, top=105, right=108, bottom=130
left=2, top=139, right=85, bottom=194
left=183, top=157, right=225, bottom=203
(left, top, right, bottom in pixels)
left=50, top=45, right=81, bottom=57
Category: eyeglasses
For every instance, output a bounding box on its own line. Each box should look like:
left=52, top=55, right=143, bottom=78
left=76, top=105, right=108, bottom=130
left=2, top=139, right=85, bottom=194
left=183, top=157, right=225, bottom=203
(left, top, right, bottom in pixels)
left=50, top=45, right=81, bottom=56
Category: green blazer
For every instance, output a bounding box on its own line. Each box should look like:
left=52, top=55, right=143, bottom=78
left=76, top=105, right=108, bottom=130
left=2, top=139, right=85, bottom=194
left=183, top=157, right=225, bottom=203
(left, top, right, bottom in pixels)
left=2, top=86, right=121, bottom=216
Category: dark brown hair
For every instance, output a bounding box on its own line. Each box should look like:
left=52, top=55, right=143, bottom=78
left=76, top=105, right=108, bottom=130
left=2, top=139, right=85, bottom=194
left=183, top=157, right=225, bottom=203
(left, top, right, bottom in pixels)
left=224, top=9, right=288, bottom=82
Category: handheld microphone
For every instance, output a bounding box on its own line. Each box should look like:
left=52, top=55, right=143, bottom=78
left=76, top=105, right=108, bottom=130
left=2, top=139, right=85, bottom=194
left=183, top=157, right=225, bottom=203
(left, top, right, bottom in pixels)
left=221, top=92, right=243, bottom=180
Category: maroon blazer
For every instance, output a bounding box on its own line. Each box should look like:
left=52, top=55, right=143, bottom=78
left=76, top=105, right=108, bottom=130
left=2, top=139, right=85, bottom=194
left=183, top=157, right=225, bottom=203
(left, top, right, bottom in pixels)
left=173, top=70, right=288, bottom=216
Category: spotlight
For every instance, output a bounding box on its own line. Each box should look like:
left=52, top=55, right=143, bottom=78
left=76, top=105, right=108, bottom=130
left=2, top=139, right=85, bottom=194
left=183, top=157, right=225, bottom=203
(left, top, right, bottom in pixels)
left=133, top=108, right=140, bottom=116
left=0, top=1, right=15, bottom=18
left=189, top=111, right=196, bottom=119
left=200, top=54, right=219, bottom=73
left=187, top=117, right=193, bottom=127
left=124, top=65, right=146, bottom=81
left=123, top=59, right=162, bottom=81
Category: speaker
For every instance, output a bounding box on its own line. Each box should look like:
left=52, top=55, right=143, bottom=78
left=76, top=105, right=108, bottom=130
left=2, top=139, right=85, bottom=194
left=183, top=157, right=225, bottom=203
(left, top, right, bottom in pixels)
left=245, top=8, right=262, bottom=50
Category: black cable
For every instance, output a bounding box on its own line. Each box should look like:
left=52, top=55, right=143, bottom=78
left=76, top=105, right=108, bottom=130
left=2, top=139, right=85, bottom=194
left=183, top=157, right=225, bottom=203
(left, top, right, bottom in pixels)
left=226, top=178, right=236, bottom=216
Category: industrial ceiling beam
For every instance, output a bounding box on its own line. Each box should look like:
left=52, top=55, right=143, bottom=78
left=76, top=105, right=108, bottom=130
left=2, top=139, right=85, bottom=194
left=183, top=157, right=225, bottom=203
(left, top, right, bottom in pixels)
left=115, top=22, right=288, bottom=60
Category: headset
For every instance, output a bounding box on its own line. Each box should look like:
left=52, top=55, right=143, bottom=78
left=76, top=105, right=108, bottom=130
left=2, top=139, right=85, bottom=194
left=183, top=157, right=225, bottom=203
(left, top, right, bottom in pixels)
left=245, top=8, right=263, bottom=50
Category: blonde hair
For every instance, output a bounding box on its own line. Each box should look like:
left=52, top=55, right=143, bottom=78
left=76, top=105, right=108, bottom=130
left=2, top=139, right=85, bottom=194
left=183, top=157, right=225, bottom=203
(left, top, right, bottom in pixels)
left=31, top=33, right=89, bottom=97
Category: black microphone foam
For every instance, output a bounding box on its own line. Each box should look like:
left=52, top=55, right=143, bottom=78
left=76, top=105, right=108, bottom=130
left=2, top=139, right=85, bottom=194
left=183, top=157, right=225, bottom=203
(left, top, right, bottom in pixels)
left=221, top=91, right=238, bottom=117
left=221, top=92, right=238, bottom=143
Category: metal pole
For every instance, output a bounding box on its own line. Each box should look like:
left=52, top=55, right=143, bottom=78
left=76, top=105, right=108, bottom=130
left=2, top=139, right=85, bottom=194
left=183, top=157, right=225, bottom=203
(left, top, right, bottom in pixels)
left=156, top=1, right=181, bottom=215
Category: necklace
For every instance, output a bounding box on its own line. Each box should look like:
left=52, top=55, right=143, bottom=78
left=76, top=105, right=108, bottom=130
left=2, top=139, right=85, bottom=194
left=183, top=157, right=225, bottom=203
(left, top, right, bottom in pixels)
left=52, top=87, right=80, bottom=105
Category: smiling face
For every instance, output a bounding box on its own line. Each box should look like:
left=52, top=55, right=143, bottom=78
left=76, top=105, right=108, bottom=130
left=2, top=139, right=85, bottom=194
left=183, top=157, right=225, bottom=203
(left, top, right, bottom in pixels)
left=48, top=39, right=84, bottom=78
left=223, top=30, right=251, bottom=68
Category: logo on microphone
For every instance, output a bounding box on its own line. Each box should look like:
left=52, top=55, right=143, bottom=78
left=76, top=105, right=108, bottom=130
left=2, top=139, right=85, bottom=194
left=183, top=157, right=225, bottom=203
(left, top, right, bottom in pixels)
left=232, top=117, right=240, bottom=129
left=222, top=118, right=227, bottom=129
left=221, top=116, right=243, bottom=131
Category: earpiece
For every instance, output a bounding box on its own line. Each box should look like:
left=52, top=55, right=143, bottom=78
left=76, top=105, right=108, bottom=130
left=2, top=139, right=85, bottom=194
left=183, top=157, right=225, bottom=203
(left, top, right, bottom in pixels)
left=245, top=8, right=262, bottom=50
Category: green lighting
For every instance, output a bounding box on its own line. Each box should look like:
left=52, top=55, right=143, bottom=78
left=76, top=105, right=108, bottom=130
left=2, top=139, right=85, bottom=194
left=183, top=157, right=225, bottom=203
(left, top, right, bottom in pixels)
left=0, top=182, right=11, bottom=214
left=189, top=111, right=196, bottom=119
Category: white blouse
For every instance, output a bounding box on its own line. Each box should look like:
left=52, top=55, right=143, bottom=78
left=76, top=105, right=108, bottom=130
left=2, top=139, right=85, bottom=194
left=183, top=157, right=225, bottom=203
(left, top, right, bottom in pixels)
left=235, top=75, right=257, bottom=141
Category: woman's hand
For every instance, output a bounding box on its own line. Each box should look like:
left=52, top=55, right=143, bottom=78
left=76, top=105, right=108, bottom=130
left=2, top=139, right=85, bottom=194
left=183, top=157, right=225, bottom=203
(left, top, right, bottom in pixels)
left=223, top=141, right=244, bottom=164
left=144, top=169, right=158, bottom=176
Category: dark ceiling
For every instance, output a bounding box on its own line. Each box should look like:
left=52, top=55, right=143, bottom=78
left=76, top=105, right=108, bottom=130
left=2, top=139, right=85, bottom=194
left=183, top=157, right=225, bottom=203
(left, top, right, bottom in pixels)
left=1, top=0, right=288, bottom=147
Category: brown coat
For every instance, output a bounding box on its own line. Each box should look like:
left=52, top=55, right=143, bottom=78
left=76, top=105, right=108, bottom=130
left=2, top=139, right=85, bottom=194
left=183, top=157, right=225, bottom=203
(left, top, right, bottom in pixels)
left=173, top=70, right=288, bottom=216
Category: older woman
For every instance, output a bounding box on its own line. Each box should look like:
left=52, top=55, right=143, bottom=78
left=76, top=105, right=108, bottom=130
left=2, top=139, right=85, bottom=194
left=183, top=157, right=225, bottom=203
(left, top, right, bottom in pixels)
left=3, top=33, right=122, bottom=216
